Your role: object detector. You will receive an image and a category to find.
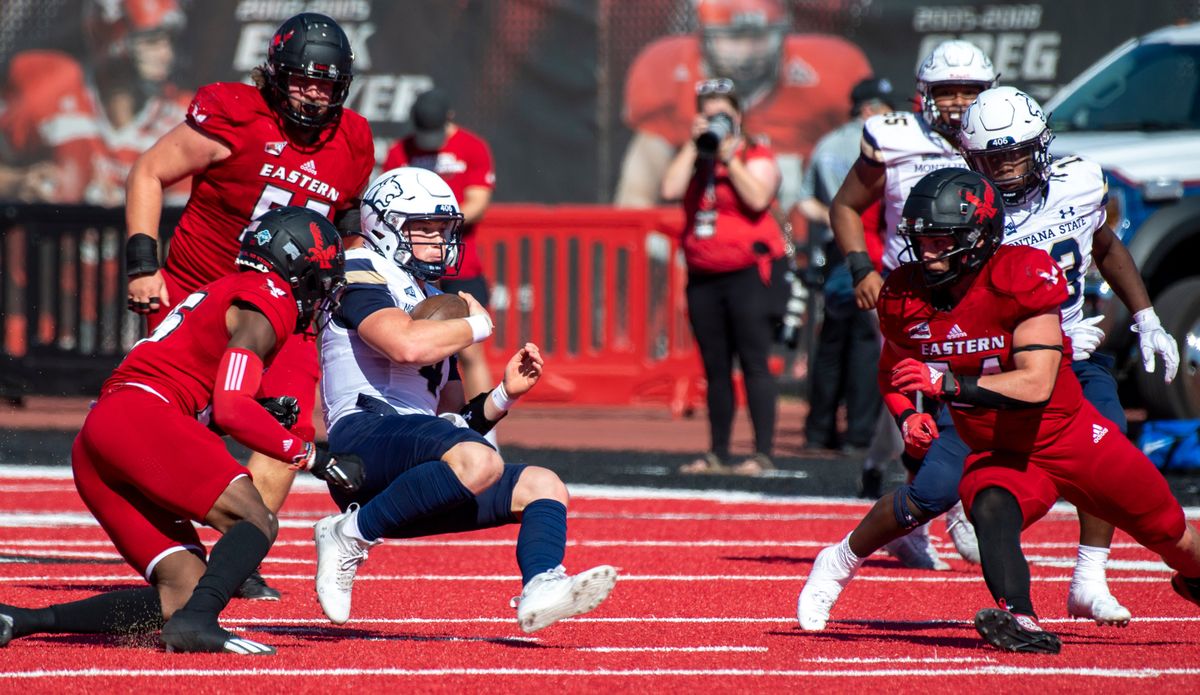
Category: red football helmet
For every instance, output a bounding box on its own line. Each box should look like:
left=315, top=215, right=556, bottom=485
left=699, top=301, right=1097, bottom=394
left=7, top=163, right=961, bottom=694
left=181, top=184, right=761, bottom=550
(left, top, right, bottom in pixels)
left=696, top=0, right=789, bottom=99
left=84, top=0, right=184, bottom=61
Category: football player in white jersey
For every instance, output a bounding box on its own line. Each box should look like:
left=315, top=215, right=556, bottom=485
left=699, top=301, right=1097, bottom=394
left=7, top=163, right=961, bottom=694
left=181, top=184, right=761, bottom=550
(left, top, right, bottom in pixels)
left=956, top=86, right=1180, bottom=624
left=311, top=167, right=617, bottom=633
left=813, top=40, right=996, bottom=579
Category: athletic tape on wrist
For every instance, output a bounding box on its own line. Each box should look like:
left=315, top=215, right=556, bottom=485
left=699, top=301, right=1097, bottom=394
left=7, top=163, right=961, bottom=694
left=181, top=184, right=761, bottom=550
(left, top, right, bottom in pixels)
left=465, top=314, right=493, bottom=343
left=489, top=381, right=516, bottom=412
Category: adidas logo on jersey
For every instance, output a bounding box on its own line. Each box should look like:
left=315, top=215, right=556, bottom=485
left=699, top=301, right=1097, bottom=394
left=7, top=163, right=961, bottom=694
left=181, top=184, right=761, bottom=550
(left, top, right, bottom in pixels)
left=947, top=324, right=967, bottom=339
left=300, top=159, right=319, bottom=175
left=1092, top=424, right=1108, bottom=444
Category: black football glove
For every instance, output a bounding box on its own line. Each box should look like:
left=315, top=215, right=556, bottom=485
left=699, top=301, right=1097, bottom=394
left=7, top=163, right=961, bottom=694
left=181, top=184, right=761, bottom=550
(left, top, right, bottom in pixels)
left=258, top=396, right=301, bottom=430
left=308, top=443, right=365, bottom=492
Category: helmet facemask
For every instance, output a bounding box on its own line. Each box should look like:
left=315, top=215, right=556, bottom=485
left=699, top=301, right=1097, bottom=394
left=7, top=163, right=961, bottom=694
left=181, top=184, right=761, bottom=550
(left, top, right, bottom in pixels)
left=921, top=82, right=990, bottom=138
left=964, top=129, right=1053, bottom=206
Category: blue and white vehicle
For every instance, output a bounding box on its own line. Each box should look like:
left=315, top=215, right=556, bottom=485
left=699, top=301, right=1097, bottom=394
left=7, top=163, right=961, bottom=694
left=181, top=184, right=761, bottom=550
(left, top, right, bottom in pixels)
left=1045, top=21, right=1200, bottom=419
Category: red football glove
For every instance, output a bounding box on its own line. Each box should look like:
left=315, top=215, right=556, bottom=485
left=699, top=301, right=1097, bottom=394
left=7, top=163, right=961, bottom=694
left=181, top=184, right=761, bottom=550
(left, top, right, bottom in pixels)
left=890, top=358, right=954, bottom=400
left=900, top=411, right=939, bottom=458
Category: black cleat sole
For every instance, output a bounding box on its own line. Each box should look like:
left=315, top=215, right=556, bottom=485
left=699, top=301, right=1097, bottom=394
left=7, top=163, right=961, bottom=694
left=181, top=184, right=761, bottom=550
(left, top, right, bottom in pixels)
left=235, top=570, right=281, bottom=601
left=974, top=608, right=1062, bottom=654
left=1172, top=573, right=1200, bottom=607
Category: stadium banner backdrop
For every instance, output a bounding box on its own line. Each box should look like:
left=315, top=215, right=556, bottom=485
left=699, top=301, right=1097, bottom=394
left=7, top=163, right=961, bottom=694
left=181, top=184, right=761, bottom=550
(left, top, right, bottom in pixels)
left=0, top=0, right=1190, bottom=205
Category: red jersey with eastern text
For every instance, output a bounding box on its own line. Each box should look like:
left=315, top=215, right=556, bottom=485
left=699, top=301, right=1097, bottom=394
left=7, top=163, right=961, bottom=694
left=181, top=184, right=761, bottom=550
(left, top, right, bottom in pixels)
left=382, top=127, right=496, bottom=280
left=0, top=51, right=192, bottom=205
left=877, top=245, right=1081, bottom=453
left=102, top=271, right=297, bottom=418
left=623, top=34, right=871, bottom=159
left=167, top=83, right=374, bottom=291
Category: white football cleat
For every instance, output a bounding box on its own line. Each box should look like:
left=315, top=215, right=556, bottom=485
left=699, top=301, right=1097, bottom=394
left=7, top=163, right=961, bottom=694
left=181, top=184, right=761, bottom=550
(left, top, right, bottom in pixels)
left=511, top=565, right=617, bottom=633
left=313, top=505, right=380, bottom=625
left=1067, top=582, right=1132, bottom=626
left=945, top=501, right=981, bottom=565
left=797, top=544, right=859, bottom=631
left=884, top=522, right=950, bottom=571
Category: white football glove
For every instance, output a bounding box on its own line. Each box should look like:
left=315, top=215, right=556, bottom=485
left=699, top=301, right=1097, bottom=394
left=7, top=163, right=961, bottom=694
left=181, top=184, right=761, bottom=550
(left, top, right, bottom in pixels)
left=1132, top=308, right=1179, bottom=383
left=1066, top=315, right=1106, bottom=362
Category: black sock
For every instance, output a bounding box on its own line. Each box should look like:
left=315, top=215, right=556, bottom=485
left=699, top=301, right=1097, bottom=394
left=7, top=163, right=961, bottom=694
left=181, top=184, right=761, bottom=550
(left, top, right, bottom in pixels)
left=971, top=487, right=1035, bottom=616
left=176, top=521, right=271, bottom=620
left=3, top=588, right=162, bottom=638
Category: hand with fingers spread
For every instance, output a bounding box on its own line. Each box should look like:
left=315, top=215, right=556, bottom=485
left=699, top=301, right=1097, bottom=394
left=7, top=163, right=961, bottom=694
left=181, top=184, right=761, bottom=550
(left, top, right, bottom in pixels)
left=502, top=342, right=544, bottom=399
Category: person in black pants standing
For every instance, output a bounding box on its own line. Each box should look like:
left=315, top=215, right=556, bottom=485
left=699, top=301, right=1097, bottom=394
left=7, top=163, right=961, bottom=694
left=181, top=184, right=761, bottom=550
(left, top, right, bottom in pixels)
left=661, top=79, right=784, bottom=475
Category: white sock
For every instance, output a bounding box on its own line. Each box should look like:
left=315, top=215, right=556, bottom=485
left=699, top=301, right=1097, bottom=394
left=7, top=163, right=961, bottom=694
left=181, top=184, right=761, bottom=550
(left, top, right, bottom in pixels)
left=342, top=508, right=370, bottom=543
left=835, top=534, right=865, bottom=572
left=1073, top=545, right=1111, bottom=586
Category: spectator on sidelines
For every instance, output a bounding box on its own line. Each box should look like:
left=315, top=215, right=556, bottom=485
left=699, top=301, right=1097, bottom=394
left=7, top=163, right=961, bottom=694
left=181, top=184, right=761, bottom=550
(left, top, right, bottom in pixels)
left=799, top=77, right=894, bottom=458
left=383, top=89, right=498, bottom=416
left=661, top=79, right=782, bottom=476
left=0, top=0, right=192, bottom=205
left=0, top=208, right=361, bottom=654
left=122, top=12, right=375, bottom=600
left=311, top=167, right=617, bottom=633
left=616, top=0, right=871, bottom=214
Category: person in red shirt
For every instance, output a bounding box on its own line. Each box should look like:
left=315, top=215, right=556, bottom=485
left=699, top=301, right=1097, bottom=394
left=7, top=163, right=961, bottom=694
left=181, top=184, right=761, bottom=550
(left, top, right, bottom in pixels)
left=0, top=207, right=361, bottom=654
left=382, top=89, right=497, bottom=405
left=661, top=79, right=782, bottom=475
left=615, top=0, right=871, bottom=209
left=800, top=169, right=1200, bottom=653
left=123, top=13, right=375, bottom=599
left=0, top=0, right=192, bottom=205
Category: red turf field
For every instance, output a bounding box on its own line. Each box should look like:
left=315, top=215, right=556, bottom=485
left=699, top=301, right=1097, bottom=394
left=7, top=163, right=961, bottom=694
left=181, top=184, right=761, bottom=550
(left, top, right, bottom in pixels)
left=0, top=467, right=1197, bottom=693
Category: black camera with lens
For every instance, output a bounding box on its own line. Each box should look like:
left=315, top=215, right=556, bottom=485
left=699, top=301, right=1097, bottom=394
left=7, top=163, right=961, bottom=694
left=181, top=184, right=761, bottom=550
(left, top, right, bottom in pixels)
left=696, top=113, right=735, bottom=156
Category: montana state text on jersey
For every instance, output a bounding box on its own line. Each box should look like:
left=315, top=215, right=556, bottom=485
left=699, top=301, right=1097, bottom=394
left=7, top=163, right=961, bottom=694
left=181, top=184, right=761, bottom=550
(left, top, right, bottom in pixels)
left=999, top=156, right=1107, bottom=331
left=860, top=111, right=966, bottom=271
left=166, top=82, right=374, bottom=292
left=624, top=34, right=871, bottom=159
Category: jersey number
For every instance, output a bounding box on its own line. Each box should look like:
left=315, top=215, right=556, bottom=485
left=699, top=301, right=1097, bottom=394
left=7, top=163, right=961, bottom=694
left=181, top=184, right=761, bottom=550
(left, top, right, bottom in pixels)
left=136, top=291, right=208, bottom=346
left=250, top=184, right=332, bottom=223
left=923, top=356, right=1002, bottom=409
left=419, top=362, right=444, bottom=396
left=1048, top=238, right=1083, bottom=309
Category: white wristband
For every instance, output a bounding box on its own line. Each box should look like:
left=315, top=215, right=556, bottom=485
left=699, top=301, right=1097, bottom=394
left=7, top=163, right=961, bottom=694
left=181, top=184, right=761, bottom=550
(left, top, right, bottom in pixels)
left=464, top=313, right=493, bottom=343
left=489, top=381, right=516, bottom=412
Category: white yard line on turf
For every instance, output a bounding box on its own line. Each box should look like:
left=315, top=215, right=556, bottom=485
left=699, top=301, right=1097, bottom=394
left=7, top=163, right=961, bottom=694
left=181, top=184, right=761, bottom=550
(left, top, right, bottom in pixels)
left=1, top=666, right=1200, bottom=679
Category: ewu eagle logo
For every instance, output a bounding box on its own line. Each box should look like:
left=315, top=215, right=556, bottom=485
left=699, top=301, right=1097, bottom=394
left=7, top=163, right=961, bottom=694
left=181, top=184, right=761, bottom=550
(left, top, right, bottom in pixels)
left=307, top=222, right=336, bottom=269
left=962, top=184, right=998, bottom=223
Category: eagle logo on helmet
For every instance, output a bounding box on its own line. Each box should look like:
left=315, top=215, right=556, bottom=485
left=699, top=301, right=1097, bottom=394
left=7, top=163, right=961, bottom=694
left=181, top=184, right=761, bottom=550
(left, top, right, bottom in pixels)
left=307, top=221, right=337, bottom=269
left=962, top=184, right=998, bottom=223
left=272, top=29, right=294, bottom=52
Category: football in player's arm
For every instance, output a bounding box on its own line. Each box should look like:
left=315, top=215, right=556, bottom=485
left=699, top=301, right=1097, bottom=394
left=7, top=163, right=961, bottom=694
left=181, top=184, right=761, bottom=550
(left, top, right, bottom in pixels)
left=311, top=167, right=617, bottom=634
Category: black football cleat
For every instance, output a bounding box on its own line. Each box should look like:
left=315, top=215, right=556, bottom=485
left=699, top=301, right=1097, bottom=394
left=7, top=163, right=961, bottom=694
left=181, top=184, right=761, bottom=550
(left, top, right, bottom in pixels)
left=1171, top=573, right=1200, bottom=607
left=974, top=607, right=1062, bottom=654
left=235, top=569, right=281, bottom=601
left=160, top=611, right=275, bottom=655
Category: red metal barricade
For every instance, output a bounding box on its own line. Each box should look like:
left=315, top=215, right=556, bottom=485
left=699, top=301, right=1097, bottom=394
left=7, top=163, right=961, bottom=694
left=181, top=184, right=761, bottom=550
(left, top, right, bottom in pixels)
left=475, top=205, right=703, bottom=416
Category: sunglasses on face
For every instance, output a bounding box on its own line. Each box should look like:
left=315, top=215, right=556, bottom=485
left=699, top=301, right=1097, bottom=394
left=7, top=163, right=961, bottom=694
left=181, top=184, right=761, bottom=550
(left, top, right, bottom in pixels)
left=695, top=78, right=736, bottom=96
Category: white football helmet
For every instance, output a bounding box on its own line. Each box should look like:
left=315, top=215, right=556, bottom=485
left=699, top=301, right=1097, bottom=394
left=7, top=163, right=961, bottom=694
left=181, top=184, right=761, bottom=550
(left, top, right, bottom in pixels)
left=359, top=167, right=464, bottom=281
left=959, top=86, right=1054, bottom=205
left=916, top=40, right=997, bottom=135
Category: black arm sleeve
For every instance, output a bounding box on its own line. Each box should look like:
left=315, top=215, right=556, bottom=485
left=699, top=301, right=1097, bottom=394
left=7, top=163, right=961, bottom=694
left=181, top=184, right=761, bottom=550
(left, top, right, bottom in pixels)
left=952, top=374, right=1050, bottom=410
left=459, top=389, right=503, bottom=435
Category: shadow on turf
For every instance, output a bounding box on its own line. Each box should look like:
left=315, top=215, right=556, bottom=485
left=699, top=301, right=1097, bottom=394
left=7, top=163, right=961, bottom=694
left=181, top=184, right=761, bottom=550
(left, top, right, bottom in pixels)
left=255, top=624, right=544, bottom=648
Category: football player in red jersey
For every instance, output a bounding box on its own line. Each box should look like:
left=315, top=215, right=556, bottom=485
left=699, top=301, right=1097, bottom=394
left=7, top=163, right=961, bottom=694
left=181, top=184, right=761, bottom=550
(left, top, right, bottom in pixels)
left=818, top=169, right=1200, bottom=653
left=0, top=0, right=192, bottom=205
left=615, top=0, right=871, bottom=208
left=123, top=12, right=375, bottom=598
left=0, top=207, right=362, bottom=654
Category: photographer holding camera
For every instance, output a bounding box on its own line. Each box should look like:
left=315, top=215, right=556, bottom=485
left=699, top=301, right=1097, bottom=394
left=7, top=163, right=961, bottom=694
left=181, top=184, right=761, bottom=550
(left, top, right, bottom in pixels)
left=661, top=78, right=783, bottom=476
